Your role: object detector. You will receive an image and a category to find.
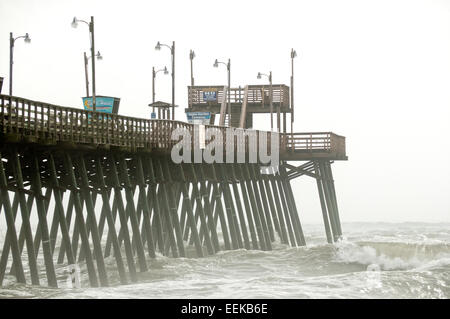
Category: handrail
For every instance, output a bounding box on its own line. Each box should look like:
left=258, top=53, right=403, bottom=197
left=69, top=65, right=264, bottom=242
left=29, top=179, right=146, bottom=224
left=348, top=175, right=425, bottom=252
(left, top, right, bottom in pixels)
left=0, top=94, right=345, bottom=159
left=188, top=85, right=290, bottom=107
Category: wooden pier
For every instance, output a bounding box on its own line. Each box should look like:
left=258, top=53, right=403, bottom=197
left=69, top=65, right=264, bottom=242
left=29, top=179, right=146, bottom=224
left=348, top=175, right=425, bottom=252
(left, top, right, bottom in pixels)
left=0, top=93, right=346, bottom=288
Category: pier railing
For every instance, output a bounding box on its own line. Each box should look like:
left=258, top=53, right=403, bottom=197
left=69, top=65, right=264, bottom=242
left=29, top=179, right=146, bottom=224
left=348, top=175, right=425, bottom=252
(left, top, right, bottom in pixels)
left=0, top=94, right=345, bottom=160
left=188, top=85, right=290, bottom=108
left=280, top=132, right=346, bottom=159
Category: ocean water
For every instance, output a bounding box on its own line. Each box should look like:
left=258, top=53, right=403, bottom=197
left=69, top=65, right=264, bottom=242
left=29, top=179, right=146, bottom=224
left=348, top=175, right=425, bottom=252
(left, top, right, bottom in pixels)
left=0, top=222, right=448, bottom=299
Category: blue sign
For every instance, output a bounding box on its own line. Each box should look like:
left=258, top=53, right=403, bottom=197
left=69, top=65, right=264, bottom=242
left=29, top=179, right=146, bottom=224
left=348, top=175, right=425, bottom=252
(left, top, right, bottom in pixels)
left=82, top=97, right=115, bottom=113
left=186, top=112, right=211, bottom=125
left=203, top=91, right=217, bottom=102
left=151, top=112, right=156, bottom=119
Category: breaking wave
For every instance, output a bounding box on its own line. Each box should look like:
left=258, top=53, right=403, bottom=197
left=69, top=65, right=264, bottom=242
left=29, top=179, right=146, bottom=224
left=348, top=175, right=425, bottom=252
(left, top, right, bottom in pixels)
left=334, top=239, right=450, bottom=271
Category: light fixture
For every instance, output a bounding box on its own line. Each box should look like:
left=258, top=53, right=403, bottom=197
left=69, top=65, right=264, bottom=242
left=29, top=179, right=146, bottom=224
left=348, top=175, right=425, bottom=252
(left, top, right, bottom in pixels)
left=96, top=51, right=103, bottom=60
left=190, top=50, right=195, bottom=59
left=24, top=33, right=31, bottom=43
left=291, top=50, right=297, bottom=58
left=155, top=41, right=161, bottom=50
left=213, top=59, right=218, bottom=68
left=257, top=72, right=262, bottom=79
left=71, top=17, right=78, bottom=28
left=163, top=66, right=168, bottom=75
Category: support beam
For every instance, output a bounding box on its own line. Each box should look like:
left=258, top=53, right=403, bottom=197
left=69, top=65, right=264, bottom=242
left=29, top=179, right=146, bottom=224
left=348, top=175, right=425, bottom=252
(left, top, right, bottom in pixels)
left=240, top=164, right=269, bottom=251
left=64, top=153, right=99, bottom=287
left=118, top=155, right=148, bottom=271
left=324, top=161, right=343, bottom=237
left=160, top=159, right=186, bottom=257
left=177, top=164, right=204, bottom=257
left=246, top=164, right=272, bottom=250
left=31, top=154, right=58, bottom=287
left=230, top=165, right=251, bottom=250
left=0, top=152, right=26, bottom=285
left=152, top=158, right=179, bottom=258
left=136, top=155, right=156, bottom=259
left=216, top=164, right=241, bottom=250
left=235, top=165, right=259, bottom=250
left=108, top=155, right=138, bottom=281
left=279, top=165, right=306, bottom=246
left=48, top=154, right=76, bottom=268
left=318, top=161, right=339, bottom=242
left=95, top=156, right=127, bottom=284
left=314, top=161, right=333, bottom=244
left=188, top=164, right=214, bottom=255
left=11, top=150, right=40, bottom=285
left=197, top=165, right=220, bottom=252
left=76, top=155, right=109, bottom=286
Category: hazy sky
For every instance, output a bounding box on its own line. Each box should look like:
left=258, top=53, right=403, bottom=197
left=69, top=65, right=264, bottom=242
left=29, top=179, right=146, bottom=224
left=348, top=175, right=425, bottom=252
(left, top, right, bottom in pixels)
left=0, top=0, right=449, bottom=223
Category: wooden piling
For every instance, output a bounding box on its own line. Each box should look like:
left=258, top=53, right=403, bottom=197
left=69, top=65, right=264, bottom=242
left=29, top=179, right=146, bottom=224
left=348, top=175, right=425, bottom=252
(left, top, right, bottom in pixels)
left=118, top=155, right=148, bottom=271
left=0, top=152, right=26, bottom=285
left=197, top=165, right=221, bottom=252
left=64, top=153, right=99, bottom=287
left=230, top=164, right=251, bottom=250
left=188, top=164, right=215, bottom=255
left=76, top=156, right=109, bottom=286
left=240, top=164, right=269, bottom=251
left=95, top=156, right=128, bottom=284
left=107, top=155, right=138, bottom=282
left=11, top=150, right=40, bottom=285
left=314, top=161, right=333, bottom=244
left=176, top=164, right=204, bottom=257
left=136, top=155, right=157, bottom=259
left=246, top=164, right=272, bottom=250
left=31, top=154, right=58, bottom=287
left=279, top=165, right=306, bottom=246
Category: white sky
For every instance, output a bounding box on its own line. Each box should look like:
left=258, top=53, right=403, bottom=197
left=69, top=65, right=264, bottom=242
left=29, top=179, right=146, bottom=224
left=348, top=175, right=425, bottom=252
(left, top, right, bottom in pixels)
left=0, top=0, right=449, bottom=223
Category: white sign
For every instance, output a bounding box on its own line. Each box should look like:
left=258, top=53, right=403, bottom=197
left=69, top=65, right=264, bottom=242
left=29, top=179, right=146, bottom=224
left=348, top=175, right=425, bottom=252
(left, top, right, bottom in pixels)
left=186, top=112, right=211, bottom=125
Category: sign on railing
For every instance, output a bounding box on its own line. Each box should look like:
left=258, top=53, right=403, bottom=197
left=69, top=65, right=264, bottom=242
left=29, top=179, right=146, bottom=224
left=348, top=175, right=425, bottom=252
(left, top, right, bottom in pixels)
left=82, top=96, right=120, bottom=114
left=202, top=89, right=218, bottom=102
left=186, top=112, right=211, bottom=125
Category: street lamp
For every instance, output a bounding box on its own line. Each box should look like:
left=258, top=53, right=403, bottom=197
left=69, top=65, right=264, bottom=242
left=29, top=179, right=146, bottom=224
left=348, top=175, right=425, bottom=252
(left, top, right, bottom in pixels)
left=290, top=48, right=297, bottom=139
left=9, top=32, right=31, bottom=96
left=152, top=66, right=169, bottom=116
left=257, top=71, right=275, bottom=131
left=72, top=16, right=98, bottom=111
left=155, top=41, right=175, bottom=120
left=83, top=51, right=103, bottom=97
left=189, top=50, right=195, bottom=86
left=213, top=58, right=231, bottom=126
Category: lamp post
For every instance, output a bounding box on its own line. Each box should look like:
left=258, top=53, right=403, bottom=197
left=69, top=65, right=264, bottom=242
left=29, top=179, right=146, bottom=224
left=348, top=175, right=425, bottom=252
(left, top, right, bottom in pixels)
left=290, top=48, right=297, bottom=140
left=72, top=16, right=97, bottom=111
left=257, top=71, right=274, bottom=131
left=155, top=41, right=175, bottom=120
left=152, top=66, right=168, bottom=118
left=9, top=32, right=31, bottom=96
left=189, top=50, right=195, bottom=86
left=213, top=58, right=231, bottom=126
left=83, top=51, right=103, bottom=97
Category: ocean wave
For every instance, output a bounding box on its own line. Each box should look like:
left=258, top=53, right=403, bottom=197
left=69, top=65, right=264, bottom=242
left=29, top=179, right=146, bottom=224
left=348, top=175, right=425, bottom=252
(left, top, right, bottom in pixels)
left=333, top=239, right=450, bottom=271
